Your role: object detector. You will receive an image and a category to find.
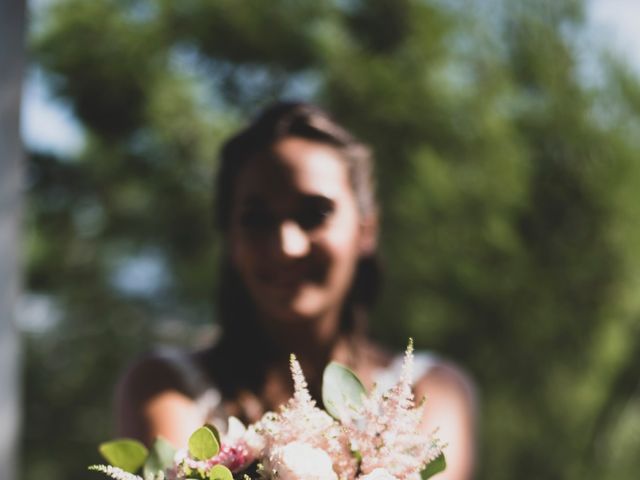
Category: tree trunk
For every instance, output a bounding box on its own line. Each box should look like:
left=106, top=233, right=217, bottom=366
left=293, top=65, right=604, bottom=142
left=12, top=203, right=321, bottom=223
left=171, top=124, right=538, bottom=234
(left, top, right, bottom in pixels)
left=0, top=0, right=25, bottom=479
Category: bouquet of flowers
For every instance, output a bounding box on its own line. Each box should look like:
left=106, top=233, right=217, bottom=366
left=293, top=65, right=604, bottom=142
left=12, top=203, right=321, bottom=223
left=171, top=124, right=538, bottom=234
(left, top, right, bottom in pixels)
left=90, top=341, right=446, bottom=480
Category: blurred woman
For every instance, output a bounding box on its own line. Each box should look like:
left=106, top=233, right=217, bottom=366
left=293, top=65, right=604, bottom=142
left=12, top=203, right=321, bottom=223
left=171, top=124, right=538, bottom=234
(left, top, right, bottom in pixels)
left=116, top=102, right=476, bottom=479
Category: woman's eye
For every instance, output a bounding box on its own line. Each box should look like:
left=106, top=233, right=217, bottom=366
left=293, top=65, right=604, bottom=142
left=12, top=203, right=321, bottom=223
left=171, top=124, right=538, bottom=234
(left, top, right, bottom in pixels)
left=296, top=204, right=334, bottom=230
left=240, top=210, right=276, bottom=231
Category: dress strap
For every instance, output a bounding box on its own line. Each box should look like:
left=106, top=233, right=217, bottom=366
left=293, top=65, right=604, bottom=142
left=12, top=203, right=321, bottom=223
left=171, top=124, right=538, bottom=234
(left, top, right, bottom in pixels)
left=373, top=351, right=440, bottom=392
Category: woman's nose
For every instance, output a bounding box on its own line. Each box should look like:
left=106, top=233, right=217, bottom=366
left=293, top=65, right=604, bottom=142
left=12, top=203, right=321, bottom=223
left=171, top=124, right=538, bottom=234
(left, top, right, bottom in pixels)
left=278, top=220, right=310, bottom=258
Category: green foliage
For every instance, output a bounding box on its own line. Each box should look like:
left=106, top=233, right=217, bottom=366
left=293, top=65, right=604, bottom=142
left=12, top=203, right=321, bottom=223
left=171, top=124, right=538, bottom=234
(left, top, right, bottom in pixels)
left=421, top=453, right=446, bottom=480
left=322, top=362, right=366, bottom=421
left=208, top=464, right=233, bottom=480
left=188, top=426, right=220, bottom=461
left=23, top=0, right=640, bottom=479
left=98, top=439, right=148, bottom=473
left=144, top=437, right=176, bottom=479
left=95, top=428, right=225, bottom=479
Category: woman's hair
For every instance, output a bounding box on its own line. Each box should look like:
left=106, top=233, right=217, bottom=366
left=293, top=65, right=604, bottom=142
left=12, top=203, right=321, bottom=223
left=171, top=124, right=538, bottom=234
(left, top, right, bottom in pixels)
left=215, top=101, right=377, bottom=229
left=211, top=101, right=381, bottom=389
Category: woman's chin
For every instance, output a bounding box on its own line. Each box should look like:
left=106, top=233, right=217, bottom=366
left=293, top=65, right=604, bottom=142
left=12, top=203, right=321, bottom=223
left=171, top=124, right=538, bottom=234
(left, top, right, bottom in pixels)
left=258, top=297, right=329, bottom=327
left=252, top=285, right=321, bottom=320
left=264, top=306, right=320, bottom=324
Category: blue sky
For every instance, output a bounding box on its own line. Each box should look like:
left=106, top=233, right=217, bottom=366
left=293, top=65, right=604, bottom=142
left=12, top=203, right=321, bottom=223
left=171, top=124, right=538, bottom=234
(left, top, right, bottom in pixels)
left=20, top=0, right=640, bottom=156
left=589, top=0, right=640, bottom=69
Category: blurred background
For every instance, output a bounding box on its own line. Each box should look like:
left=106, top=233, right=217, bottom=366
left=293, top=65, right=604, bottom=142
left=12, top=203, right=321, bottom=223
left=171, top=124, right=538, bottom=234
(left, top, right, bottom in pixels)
left=3, top=0, right=640, bottom=479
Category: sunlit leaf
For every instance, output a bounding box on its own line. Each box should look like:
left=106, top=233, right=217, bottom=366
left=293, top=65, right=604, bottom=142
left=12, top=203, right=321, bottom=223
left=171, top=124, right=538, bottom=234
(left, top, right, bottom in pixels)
left=322, top=361, right=366, bottom=420
left=188, top=426, right=220, bottom=460
left=209, top=464, right=233, bottom=480
left=421, top=453, right=446, bottom=479
left=99, top=439, right=148, bottom=473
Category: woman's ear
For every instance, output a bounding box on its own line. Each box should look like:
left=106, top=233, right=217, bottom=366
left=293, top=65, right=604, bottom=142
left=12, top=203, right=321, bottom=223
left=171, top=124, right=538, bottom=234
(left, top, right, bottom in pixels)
left=358, top=213, right=378, bottom=256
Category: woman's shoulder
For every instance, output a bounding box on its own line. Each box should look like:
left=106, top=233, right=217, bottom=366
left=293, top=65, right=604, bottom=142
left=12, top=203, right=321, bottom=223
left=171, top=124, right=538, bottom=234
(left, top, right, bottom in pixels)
left=118, top=347, right=228, bottom=406
left=118, top=349, right=198, bottom=397
left=115, top=347, right=223, bottom=445
left=406, top=351, right=477, bottom=480
left=413, top=354, right=476, bottom=406
left=367, top=344, right=462, bottom=388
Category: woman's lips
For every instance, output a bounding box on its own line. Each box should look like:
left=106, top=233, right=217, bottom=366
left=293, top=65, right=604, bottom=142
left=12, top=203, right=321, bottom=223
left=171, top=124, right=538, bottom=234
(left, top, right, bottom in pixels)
left=255, top=261, right=326, bottom=289
left=256, top=268, right=311, bottom=289
left=259, top=274, right=304, bottom=288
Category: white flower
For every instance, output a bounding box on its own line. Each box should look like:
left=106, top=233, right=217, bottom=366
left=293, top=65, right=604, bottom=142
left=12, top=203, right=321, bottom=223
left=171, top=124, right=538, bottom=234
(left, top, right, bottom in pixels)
left=223, top=416, right=265, bottom=458
left=241, top=424, right=266, bottom=458
left=269, top=442, right=338, bottom=480
left=358, top=468, right=398, bottom=480
left=225, top=416, right=247, bottom=442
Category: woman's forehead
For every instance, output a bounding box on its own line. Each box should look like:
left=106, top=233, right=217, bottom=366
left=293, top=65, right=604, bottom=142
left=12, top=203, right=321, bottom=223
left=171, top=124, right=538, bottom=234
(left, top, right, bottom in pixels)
left=234, top=137, right=352, bottom=202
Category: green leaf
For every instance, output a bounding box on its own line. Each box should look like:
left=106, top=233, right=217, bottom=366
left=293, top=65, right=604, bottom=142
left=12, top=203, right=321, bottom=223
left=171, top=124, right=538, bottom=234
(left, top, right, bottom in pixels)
left=143, top=436, right=176, bottom=478
left=99, top=439, right=148, bottom=473
left=209, top=464, right=233, bottom=480
left=352, top=449, right=363, bottom=463
left=322, top=361, right=366, bottom=421
left=188, top=426, right=220, bottom=460
left=421, top=453, right=446, bottom=479
left=204, top=424, right=221, bottom=447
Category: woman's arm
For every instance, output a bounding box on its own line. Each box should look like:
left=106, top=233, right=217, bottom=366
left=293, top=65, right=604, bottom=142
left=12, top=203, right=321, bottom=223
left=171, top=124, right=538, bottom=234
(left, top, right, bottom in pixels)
left=414, top=362, right=477, bottom=480
left=115, top=355, right=205, bottom=447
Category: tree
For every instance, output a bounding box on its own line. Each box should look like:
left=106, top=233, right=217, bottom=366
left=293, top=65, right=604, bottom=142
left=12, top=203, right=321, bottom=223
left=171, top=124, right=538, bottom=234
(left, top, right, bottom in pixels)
left=0, top=0, right=26, bottom=479
left=24, top=1, right=640, bottom=479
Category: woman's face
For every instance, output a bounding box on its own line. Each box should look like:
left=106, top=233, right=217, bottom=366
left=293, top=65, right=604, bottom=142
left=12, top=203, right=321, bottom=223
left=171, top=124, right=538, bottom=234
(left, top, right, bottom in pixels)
left=228, top=136, right=372, bottom=328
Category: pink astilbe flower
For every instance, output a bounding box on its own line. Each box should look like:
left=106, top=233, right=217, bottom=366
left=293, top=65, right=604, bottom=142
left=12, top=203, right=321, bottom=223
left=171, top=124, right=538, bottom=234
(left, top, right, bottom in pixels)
left=346, top=341, right=444, bottom=479
left=88, top=465, right=143, bottom=480
left=256, top=355, right=357, bottom=480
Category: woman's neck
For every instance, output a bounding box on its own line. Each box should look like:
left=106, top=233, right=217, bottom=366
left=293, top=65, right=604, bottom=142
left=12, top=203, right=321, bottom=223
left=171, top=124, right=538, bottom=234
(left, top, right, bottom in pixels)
left=209, top=306, right=374, bottom=410
left=259, top=333, right=359, bottom=408
left=260, top=305, right=344, bottom=354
